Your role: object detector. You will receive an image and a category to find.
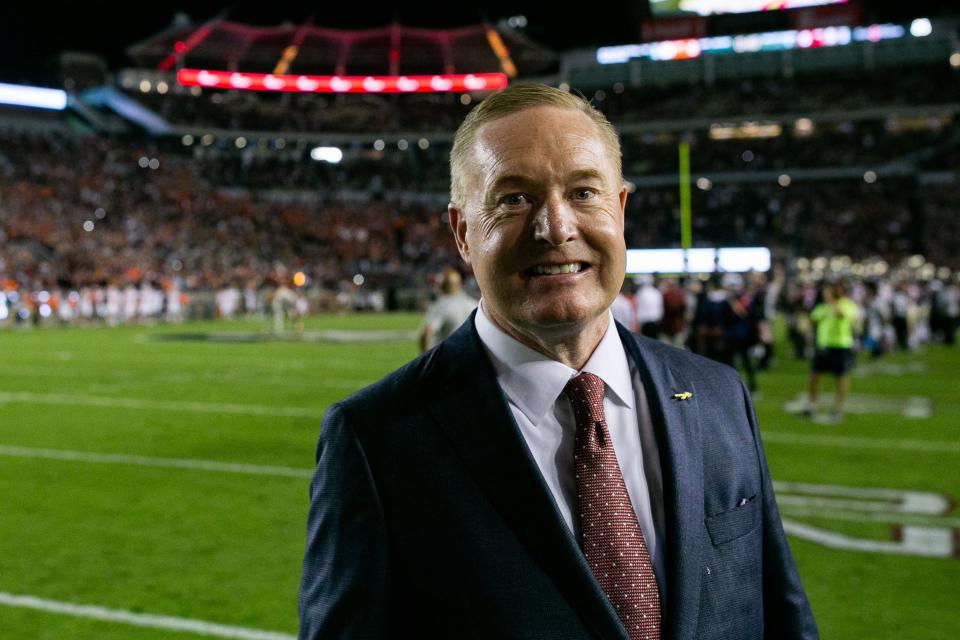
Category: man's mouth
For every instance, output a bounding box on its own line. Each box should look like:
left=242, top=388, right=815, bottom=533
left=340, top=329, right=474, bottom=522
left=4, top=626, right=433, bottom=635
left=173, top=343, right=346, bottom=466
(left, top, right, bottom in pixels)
left=524, top=262, right=589, bottom=277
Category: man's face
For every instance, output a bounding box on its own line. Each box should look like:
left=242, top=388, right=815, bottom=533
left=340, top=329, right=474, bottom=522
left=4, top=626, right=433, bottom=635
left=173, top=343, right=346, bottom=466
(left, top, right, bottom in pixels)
left=449, top=105, right=627, bottom=344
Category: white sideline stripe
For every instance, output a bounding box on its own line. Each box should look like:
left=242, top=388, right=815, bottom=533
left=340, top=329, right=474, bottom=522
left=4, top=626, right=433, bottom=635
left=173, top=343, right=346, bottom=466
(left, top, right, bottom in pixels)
left=0, top=391, right=320, bottom=418
left=0, top=592, right=295, bottom=640
left=0, top=445, right=313, bottom=479
left=761, top=431, right=960, bottom=454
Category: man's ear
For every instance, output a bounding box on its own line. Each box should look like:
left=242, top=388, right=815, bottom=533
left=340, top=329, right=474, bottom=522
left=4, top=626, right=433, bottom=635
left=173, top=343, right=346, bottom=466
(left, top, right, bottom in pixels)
left=617, top=182, right=629, bottom=223
left=448, top=202, right=471, bottom=265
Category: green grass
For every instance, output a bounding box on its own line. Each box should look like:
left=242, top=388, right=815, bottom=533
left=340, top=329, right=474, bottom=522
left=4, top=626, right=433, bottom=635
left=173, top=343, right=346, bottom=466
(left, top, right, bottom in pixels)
left=0, top=313, right=957, bottom=638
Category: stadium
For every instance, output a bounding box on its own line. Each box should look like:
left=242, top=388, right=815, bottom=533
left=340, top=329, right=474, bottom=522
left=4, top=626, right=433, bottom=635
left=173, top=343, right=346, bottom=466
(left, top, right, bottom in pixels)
left=0, top=1, right=958, bottom=638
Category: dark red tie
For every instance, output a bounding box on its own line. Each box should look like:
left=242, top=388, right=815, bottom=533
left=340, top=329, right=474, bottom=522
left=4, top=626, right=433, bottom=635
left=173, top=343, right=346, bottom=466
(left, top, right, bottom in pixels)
left=564, top=372, right=661, bottom=640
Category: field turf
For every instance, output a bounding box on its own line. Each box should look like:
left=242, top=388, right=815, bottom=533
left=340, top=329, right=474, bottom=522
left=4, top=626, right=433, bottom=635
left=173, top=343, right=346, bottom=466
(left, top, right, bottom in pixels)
left=0, top=313, right=957, bottom=638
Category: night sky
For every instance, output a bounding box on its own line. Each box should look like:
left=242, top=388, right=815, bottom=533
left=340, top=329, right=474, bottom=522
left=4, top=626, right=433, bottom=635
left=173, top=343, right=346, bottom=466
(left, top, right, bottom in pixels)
left=0, top=1, right=646, bottom=84
left=0, top=1, right=950, bottom=85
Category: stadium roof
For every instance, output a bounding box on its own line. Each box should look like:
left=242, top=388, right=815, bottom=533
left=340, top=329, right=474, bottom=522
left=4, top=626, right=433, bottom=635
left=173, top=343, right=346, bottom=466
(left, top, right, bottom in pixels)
left=126, top=19, right=556, bottom=77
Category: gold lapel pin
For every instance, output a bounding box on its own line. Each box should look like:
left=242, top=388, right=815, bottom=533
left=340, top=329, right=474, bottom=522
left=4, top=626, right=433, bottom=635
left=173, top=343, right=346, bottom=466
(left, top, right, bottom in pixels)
left=672, top=391, right=693, bottom=401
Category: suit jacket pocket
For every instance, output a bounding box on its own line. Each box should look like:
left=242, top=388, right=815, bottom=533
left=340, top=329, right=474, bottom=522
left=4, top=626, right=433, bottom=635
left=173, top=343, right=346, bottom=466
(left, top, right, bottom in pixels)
left=705, top=496, right=760, bottom=546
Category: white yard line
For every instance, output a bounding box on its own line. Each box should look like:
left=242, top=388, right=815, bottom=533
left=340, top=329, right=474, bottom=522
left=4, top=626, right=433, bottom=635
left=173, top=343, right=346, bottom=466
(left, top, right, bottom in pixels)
left=776, top=506, right=960, bottom=528
left=0, top=592, right=295, bottom=640
left=761, top=431, right=960, bottom=453
left=0, top=365, right=369, bottom=390
left=0, top=391, right=320, bottom=418
left=0, top=445, right=312, bottom=479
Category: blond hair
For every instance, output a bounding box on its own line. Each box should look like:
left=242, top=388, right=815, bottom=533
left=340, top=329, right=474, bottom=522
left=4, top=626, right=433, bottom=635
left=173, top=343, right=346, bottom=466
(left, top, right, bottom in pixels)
left=449, top=84, right=622, bottom=207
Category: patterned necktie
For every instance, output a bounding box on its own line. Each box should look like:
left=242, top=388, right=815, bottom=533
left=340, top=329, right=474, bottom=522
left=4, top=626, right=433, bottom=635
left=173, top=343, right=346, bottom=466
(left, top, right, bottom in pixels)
left=564, top=372, right=661, bottom=640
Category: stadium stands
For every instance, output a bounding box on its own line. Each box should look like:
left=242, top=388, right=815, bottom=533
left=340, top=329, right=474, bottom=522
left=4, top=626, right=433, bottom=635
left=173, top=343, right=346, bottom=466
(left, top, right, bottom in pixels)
left=2, top=14, right=958, bottom=325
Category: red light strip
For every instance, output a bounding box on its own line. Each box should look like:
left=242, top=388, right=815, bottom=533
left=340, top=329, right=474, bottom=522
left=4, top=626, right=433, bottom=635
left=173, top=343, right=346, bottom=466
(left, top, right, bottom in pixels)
left=158, top=21, right=220, bottom=72
left=176, top=69, right=508, bottom=93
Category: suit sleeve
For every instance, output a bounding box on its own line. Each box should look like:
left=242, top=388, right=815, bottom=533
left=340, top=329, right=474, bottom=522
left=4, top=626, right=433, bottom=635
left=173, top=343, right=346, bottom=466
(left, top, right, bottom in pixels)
left=298, top=402, right=393, bottom=640
left=739, top=379, right=820, bottom=640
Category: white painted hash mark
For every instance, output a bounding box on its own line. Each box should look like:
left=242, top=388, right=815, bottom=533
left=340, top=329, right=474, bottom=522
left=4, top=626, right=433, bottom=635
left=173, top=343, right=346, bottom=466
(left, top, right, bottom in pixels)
left=0, top=592, right=295, bottom=640
left=0, top=445, right=313, bottom=479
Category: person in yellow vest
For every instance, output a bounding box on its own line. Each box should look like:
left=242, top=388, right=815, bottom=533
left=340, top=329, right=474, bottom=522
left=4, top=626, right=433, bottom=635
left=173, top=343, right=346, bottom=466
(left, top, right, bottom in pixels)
left=805, top=281, right=859, bottom=421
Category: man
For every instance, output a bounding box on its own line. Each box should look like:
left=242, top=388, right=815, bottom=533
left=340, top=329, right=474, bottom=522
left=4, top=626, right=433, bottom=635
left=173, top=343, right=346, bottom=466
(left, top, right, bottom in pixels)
left=659, top=277, right=688, bottom=348
left=272, top=273, right=300, bottom=334
left=299, top=85, right=817, bottom=640
left=805, top=281, right=859, bottom=422
left=634, top=275, right=664, bottom=340
left=417, top=268, right=478, bottom=353
left=610, top=278, right=639, bottom=334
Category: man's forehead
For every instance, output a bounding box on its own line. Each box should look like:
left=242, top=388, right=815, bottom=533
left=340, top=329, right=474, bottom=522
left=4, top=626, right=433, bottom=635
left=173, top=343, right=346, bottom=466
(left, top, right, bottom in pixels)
left=472, top=107, right=613, bottom=182
left=474, top=107, right=602, bottom=153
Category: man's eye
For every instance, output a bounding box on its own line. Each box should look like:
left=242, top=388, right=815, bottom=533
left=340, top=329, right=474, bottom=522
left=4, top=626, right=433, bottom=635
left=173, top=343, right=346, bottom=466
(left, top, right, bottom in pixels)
left=573, top=188, right=597, bottom=200
left=501, top=193, right=529, bottom=206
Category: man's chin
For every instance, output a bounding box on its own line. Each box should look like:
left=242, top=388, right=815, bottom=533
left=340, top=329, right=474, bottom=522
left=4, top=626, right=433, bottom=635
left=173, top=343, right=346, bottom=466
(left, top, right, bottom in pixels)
left=517, top=306, right=610, bottom=336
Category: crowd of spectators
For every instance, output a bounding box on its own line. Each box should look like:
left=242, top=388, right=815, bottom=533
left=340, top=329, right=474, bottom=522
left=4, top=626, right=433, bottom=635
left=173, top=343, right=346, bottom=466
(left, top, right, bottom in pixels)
left=197, top=141, right=450, bottom=193
left=609, top=269, right=959, bottom=400
left=183, top=117, right=950, bottom=193
left=0, top=131, right=458, bottom=322
left=121, top=65, right=960, bottom=136
left=621, top=120, right=952, bottom=175
left=600, top=66, right=960, bottom=123
left=4, top=62, right=959, bottom=327
left=129, top=89, right=474, bottom=134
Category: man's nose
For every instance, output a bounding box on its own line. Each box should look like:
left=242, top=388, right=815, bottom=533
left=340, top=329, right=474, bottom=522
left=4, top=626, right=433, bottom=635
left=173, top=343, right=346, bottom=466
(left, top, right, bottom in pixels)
left=532, top=195, right=576, bottom=245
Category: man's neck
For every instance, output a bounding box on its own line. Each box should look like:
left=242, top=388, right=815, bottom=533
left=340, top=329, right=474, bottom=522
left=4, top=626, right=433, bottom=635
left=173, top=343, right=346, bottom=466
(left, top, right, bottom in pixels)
left=480, top=301, right=609, bottom=370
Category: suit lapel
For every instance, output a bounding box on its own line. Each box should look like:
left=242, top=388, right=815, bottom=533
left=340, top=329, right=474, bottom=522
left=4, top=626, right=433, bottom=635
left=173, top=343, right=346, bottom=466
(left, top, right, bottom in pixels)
left=618, top=324, right=704, bottom=640
left=427, top=315, right=628, bottom=640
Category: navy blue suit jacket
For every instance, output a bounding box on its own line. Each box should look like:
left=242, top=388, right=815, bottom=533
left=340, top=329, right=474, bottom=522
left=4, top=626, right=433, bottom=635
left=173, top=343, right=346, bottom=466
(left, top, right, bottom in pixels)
left=298, top=314, right=818, bottom=639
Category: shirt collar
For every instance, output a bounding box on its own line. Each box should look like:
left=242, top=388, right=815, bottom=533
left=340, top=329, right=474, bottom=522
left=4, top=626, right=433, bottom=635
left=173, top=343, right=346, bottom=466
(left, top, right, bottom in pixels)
left=475, top=303, right=634, bottom=426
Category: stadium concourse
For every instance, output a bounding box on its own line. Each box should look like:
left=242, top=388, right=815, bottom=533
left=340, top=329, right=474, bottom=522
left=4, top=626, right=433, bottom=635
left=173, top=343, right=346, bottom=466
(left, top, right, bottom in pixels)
left=1, top=5, right=960, bottom=640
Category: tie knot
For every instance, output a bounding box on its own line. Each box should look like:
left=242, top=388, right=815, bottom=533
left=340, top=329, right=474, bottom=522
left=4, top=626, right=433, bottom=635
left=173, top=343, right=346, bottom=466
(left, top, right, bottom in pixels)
left=564, top=372, right=606, bottom=425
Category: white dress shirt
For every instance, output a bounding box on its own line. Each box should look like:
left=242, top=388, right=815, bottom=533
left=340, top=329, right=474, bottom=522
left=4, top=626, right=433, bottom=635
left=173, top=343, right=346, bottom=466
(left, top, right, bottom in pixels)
left=475, top=304, right=666, bottom=592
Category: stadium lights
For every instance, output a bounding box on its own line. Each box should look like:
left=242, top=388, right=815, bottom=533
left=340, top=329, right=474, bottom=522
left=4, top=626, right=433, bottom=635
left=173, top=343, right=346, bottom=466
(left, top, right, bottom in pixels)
left=485, top=28, right=518, bottom=77
left=674, top=0, right=845, bottom=16
left=794, top=118, right=815, bottom=137
left=176, top=69, right=508, bottom=93
left=597, top=22, right=913, bottom=64
left=0, top=82, right=67, bottom=110
left=310, top=147, right=343, bottom=163
left=910, top=18, right=933, bottom=38
left=625, top=247, right=771, bottom=274
left=709, top=122, right=781, bottom=140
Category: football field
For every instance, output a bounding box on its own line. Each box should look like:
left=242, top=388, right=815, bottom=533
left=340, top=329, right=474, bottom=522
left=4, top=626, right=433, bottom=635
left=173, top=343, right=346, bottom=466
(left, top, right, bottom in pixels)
left=1, top=314, right=957, bottom=639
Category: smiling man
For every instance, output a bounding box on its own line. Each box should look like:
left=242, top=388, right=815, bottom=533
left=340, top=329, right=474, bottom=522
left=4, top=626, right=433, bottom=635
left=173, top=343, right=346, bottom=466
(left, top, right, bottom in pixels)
left=298, top=85, right=818, bottom=640
left=449, top=100, right=627, bottom=370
